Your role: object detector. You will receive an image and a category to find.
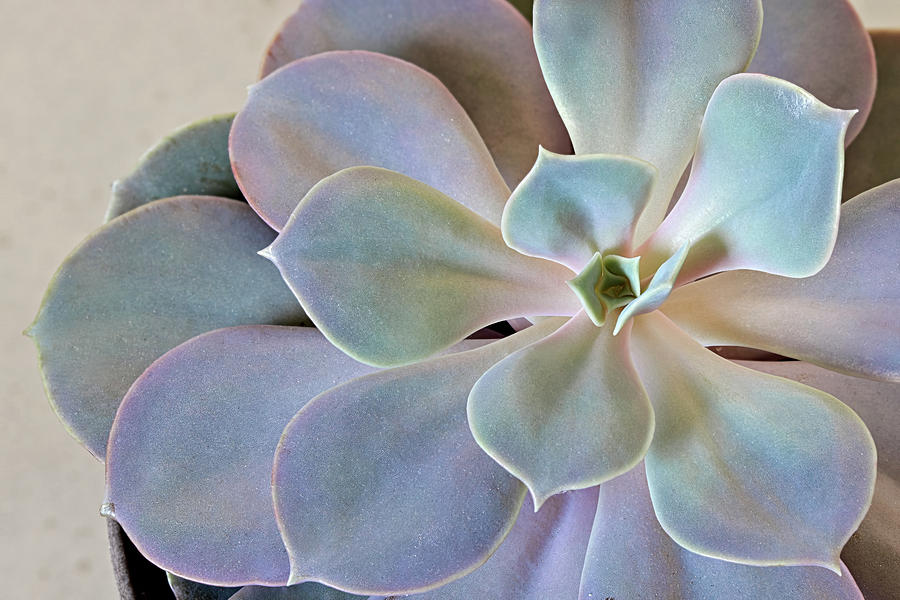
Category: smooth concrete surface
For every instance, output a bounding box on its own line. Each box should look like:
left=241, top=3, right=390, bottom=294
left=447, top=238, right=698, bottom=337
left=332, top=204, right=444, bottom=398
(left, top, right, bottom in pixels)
left=0, top=2, right=895, bottom=599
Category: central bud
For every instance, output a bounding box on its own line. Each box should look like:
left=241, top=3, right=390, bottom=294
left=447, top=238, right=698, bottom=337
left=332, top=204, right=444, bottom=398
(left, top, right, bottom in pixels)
left=567, top=252, right=642, bottom=327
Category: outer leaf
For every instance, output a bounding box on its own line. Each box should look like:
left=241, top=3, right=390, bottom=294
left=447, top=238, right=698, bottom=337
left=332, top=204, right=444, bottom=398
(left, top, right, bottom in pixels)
left=264, top=167, right=579, bottom=367
left=844, top=32, right=900, bottom=200
left=501, top=148, right=656, bottom=269
left=533, top=0, right=762, bottom=242
left=740, top=360, right=900, bottom=600
left=630, top=312, right=876, bottom=572
left=27, top=196, right=308, bottom=459
left=749, top=0, right=875, bottom=144
left=167, top=573, right=240, bottom=600
left=230, top=585, right=368, bottom=600
left=662, top=179, right=900, bottom=381
left=259, top=0, right=568, bottom=188
left=580, top=463, right=864, bottom=600
left=107, top=114, right=241, bottom=221
left=232, top=51, right=511, bottom=231
left=272, top=319, right=565, bottom=595
left=468, top=311, right=652, bottom=508
left=405, top=489, right=597, bottom=600
left=105, top=326, right=377, bottom=586
left=640, top=74, right=853, bottom=284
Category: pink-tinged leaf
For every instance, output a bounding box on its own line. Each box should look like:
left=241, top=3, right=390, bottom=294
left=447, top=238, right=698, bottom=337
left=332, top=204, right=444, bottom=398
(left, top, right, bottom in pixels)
left=662, top=179, right=900, bottom=382
left=640, top=74, right=853, bottom=284
left=105, top=326, right=377, bottom=586
left=501, top=149, right=656, bottom=270
left=264, top=166, right=580, bottom=367
left=581, top=463, right=864, bottom=600
left=749, top=0, right=875, bottom=144
left=272, top=320, right=564, bottom=595
left=26, top=196, right=308, bottom=459
left=844, top=32, right=900, bottom=201
left=468, top=312, right=652, bottom=509
left=260, top=0, right=568, bottom=189
left=630, top=312, right=876, bottom=572
left=533, top=0, right=762, bottom=242
left=739, top=360, right=900, bottom=600
left=409, top=489, right=597, bottom=599
left=232, top=51, right=510, bottom=231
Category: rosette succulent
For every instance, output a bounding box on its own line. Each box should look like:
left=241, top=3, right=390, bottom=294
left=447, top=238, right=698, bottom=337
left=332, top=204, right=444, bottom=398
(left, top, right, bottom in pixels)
left=28, top=1, right=900, bottom=599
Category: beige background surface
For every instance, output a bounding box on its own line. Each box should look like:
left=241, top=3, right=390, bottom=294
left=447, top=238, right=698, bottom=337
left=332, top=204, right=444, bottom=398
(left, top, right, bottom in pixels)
left=1, top=2, right=896, bottom=599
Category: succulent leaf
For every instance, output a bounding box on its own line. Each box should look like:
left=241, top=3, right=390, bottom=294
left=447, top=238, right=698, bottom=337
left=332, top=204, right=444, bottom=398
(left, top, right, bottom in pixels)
left=740, top=360, right=900, bottom=600
left=409, top=489, right=597, bottom=599
left=230, top=584, right=370, bottom=600
left=748, top=0, right=876, bottom=145
left=232, top=51, right=510, bottom=231
left=533, top=0, right=763, bottom=243
left=105, top=326, right=377, bottom=586
left=567, top=253, right=641, bottom=327
left=501, top=148, right=656, bottom=269
left=107, top=114, right=241, bottom=221
left=640, top=74, right=854, bottom=284
left=613, top=243, right=689, bottom=335
left=264, top=166, right=580, bottom=367
left=26, top=196, right=309, bottom=459
left=260, top=0, right=568, bottom=188
left=631, top=312, right=876, bottom=572
left=167, top=573, right=240, bottom=600
left=581, top=463, right=865, bottom=600
left=467, top=311, right=653, bottom=509
left=662, top=179, right=900, bottom=382
left=272, top=320, right=565, bottom=595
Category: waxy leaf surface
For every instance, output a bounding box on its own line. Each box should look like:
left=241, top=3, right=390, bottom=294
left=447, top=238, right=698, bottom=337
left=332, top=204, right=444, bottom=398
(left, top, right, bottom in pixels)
left=740, top=360, right=900, bottom=600
left=232, top=51, right=510, bottom=230
left=231, top=585, right=369, bottom=600
left=28, top=196, right=308, bottom=459
left=107, top=115, right=241, bottom=221
left=663, top=179, right=900, bottom=381
left=272, top=321, right=564, bottom=595
left=613, top=243, right=688, bottom=335
left=168, top=573, right=240, bottom=600
left=266, top=167, right=579, bottom=367
left=106, top=326, right=377, bottom=586
left=260, top=0, right=568, bottom=188
left=581, top=463, right=864, bottom=600
left=642, top=74, right=852, bottom=284
left=468, top=311, right=652, bottom=508
left=502, top=149, right=656, bottom=269
left=749, top=0, right=875, bottom=144
left=631, top=313, right=876, bottom=571
left=533, top=0, right=762, bottom=242
left=408, top=489, right=597, bottom=600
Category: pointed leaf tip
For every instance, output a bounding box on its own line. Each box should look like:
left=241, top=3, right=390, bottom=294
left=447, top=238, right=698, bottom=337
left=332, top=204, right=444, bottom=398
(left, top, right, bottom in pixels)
left=468, top=312, right=652, bottom=507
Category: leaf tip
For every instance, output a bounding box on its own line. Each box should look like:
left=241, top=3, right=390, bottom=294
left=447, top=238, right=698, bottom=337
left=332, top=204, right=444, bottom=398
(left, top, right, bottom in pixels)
left=257, top=245, right=276, bottom=262
left=528, top=485, right=551, bottom=512
left=99, top=501, right=116, bottom=519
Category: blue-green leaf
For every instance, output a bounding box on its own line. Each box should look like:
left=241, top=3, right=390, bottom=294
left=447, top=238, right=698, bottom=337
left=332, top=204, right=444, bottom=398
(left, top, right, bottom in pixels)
left=27, top=196, right=308, bottom=459
left=534, top=0, right=762, bottom=242
left=468, top=311, right=652, bottom=508
left=265, top=167, right=579, bottom=367
left=630, top=312, right=876, bottom=571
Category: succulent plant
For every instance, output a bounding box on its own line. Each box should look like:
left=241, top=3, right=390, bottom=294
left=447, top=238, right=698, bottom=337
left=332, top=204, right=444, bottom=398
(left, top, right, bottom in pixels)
left=28, top=1, right=899, bottom=599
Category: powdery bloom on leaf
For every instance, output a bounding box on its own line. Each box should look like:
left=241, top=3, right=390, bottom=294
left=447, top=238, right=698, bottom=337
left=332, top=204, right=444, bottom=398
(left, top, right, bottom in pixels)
left=28, top=1, right=899, bottom=599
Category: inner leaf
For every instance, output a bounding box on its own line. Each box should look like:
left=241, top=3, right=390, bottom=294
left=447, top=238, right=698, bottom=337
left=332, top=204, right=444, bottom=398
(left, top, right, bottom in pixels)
left=567, top=252, right=641, bottom=326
